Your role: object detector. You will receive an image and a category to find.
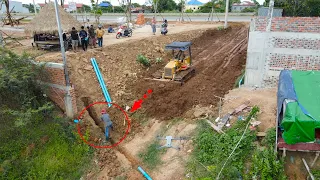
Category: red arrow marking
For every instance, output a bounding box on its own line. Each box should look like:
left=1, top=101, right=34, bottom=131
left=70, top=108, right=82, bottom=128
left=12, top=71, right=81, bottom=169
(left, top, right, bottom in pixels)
left=130, top=89, right=153, bottom=113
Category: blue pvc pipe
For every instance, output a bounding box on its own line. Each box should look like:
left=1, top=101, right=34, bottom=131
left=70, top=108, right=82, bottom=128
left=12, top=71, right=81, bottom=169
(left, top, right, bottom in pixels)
left=239, top=74, right=245, bottom=88
left=91, top=58, right=109, bottom=101
left=138, top=166, right=152, bottom=180
left=92, top=58, right=112, bottom=106
left=91, top=58, right=112, bottom=107
left=93, top=59, right=112, bottom=105
left=90, top=58, right=108, bottom=102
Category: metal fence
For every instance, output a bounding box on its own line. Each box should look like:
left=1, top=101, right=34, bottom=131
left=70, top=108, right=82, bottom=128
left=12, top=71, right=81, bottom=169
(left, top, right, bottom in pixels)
left=258, top=7, right=283, bottom=17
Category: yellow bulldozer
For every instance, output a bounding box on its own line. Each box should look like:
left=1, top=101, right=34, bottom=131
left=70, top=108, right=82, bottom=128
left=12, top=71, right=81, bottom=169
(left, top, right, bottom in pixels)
left=152, top=41, right=195, bottom=85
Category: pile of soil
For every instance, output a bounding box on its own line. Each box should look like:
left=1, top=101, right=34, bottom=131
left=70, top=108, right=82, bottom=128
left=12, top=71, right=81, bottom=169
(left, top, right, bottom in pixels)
left=132, top=25, right=249, bottom=119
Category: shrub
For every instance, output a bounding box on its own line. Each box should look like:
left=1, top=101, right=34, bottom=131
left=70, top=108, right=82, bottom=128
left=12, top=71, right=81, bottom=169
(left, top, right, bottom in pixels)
left=155, top=57, right=162, bottom=64
left=136, top=54, right=151, bottom=67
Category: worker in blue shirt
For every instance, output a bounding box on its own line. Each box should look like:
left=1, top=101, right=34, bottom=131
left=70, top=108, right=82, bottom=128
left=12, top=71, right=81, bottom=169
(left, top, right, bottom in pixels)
left=101, top=109, right=113, bottom=140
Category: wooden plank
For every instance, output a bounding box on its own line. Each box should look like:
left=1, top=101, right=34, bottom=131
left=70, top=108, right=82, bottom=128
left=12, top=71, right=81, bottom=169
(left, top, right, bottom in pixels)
left=206, top=120, right=225, bottom=134
left=35, top=41, right=60, bottom=45
left=257, top=132, right=266, bottom=137
left=302, top=158, right=315, bottom=180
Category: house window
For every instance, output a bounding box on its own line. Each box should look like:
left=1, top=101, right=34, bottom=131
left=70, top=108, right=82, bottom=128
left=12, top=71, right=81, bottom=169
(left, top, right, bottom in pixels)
left=193, top=7, right=195, bottom=9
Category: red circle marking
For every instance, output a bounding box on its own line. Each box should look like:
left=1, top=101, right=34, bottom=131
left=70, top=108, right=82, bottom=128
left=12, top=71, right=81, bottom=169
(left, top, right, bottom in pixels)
left=76, top=102, right=131, bottom=149
left=143, top=94, right=147, bottom=99
left=147, top=89, right=153, bottom=94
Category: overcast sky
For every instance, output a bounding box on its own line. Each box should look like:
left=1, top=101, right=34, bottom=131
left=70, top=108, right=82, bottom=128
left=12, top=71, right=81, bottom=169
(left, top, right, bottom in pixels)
left=19, top=0, right=266, bottom=7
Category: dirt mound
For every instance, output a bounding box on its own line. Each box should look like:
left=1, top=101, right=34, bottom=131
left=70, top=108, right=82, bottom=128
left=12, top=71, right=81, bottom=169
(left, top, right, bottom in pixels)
left=221, top=87, right=277, bottom=132
left=133, top=25, right=249, bottom=119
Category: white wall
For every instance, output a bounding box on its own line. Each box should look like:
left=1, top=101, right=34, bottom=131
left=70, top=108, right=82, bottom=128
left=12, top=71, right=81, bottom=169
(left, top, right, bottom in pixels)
left=245, top=31, right=320, bottom=87
left=1, top=1, right=29, bottom=13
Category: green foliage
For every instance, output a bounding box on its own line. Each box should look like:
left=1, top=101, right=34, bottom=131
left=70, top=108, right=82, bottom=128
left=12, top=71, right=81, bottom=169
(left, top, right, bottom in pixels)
left=217, top=26, right=224, bottom=31
left=22, top=3, right=38, bottom=13
left=151, top=0, right=178, bottom=13
left=136, top=54, right=151, bottom=67
left=185, top=9, right=193, bottom=13
left=247, top=148, right=286, bottom=180
left=241, top=7, right=255, bottom=12
left=82, top=4, right=92, bottom=13
left=188, top=106, right=260, bottom=179
left=138, top=141, right=166, bottom=169
left=132, top=3, right=141, bottom=7
left=0, top=49, right=93, bottom=179
left=312, top=170, right=320, bottom=179
left=155, top=57, right=162, bottom=64
left=198, top=1, right=225, bottom=13
left=261, top=127, right=276, bottom=148
left=264, top=0, right=320, bottom=17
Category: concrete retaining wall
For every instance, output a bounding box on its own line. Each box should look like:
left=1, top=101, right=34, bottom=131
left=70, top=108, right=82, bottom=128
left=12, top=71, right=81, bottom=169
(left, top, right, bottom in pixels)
left=245, top=17, right=320, bottom=87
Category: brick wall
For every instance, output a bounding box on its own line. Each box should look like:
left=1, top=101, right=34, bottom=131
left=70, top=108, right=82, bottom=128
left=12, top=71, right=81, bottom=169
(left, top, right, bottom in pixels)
left=44, top=67, right=66, bottom=86
left=254, top=17, right=320, bottom=33
left=34, top=61, right=77, bottom=117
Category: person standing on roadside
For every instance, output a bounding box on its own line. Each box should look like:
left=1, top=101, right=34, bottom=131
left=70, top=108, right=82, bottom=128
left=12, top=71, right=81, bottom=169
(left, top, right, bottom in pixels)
left=151, top=17, right=156, bottom=35
left=96, top=24, right=105, bottom=47
left=88, top=25, right=96, bottom=48
left=70, top=27, right=79, bottom=52
left=79, top=26, right=88, bottom=51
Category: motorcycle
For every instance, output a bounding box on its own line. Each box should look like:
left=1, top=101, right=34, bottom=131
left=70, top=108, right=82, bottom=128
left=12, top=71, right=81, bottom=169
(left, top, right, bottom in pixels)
left=116, top=27, right=132, bottom=39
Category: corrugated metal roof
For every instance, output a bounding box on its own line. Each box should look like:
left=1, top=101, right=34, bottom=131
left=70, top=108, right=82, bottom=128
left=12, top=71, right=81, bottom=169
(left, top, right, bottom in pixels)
left=187, top=0, right=203, bottom=6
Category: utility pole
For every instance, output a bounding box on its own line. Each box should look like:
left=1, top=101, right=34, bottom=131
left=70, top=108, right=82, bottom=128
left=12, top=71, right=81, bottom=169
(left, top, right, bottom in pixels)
left=224, top=0, right=229, bottom=28
left=53, top=0, right=73, bottom=118
left=33, top=0, right=37, bottom=15
left=266, top=0, right=274, bottom=32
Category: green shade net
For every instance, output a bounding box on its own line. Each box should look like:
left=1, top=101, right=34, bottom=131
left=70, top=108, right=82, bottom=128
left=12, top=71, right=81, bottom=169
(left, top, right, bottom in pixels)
left=281, top=71, right=320, bottom=144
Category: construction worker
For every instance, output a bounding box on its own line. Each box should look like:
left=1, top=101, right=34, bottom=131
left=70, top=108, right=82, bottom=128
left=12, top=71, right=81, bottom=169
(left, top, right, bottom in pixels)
left=101, top=109, right=113, bottom=140
left=96, top=24, right=105, bottom=47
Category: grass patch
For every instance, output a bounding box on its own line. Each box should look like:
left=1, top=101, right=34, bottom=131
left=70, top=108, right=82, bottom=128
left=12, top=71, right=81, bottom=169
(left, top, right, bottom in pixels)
left=131, top=112, right=149, bottom=126
left=0, top=112, right=94, bottom=179
left=138, top=141, right=167, bottom=169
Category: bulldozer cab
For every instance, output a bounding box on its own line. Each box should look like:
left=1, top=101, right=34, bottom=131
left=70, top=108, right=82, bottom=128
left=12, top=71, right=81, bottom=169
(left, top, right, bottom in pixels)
left=166, top=42, right=192, bottom=66
left=161, top=41, right=194, bottom=82
left=151, top=41, right=195, bottom=85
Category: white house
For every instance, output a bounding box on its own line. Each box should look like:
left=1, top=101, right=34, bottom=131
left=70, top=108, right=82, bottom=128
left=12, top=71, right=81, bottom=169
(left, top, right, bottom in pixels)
left=1, top=1, right=29, bottom=13
left=185, top=0, right=204, bottom=12
left=231, top=1, right=255, bottom=12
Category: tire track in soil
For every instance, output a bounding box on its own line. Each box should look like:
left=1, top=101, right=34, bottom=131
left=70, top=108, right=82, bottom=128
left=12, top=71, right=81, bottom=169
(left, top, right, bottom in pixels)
left=134, top=24, right=249, bottom=120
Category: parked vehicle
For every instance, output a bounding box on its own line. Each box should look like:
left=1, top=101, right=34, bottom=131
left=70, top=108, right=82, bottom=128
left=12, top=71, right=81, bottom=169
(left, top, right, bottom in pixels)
left=116, top=26, right=132, bottom=39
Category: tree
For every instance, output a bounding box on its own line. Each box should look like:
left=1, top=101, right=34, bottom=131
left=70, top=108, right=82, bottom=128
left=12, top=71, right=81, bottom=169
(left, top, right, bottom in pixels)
left=1, top=0, right=14, bottom=27
left=82, top=4, right=91, bottom=13
left=91, top=0, right=102, bottom=23
left=264, top=0, right=320, bottom=17
left=23, top=3, right=36, bottom=13
left=150, top=0, right=177, bottom=13
left=132, top=3, right=141, bottom=7
left=198, top=0, right=224, bottom=13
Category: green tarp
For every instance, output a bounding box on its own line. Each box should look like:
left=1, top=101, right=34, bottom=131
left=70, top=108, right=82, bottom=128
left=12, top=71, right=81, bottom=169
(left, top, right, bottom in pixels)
left=280, top=71, right=320, bottom=144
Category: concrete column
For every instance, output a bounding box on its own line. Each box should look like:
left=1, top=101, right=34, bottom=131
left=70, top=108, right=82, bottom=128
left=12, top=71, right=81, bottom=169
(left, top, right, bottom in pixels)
left=224, top=0, right=229, bottom=29
left=64, top=87, right=74, bottom=118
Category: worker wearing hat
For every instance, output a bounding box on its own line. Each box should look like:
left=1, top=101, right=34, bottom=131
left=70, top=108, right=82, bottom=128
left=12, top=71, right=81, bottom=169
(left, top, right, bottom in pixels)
left=96, top=24, right=105, bottom=47
left=101, top=108, right=113, bottom=140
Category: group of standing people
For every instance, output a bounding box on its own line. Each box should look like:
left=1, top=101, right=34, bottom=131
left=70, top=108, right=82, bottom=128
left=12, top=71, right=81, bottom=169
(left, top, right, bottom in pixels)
left=69, top=24, right=105, bottom=52
left=151, top=17, right=168, bottom=35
